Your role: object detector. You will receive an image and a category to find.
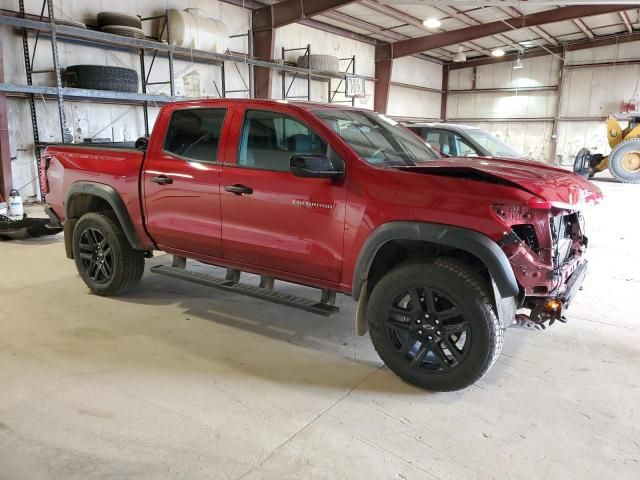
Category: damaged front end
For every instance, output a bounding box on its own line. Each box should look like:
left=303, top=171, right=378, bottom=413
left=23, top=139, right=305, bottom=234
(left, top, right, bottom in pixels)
left=493, top=203, right=589, bottom=330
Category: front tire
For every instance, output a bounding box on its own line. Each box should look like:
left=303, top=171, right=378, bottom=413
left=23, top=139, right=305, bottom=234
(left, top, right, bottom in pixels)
left=367, top=258, right=503, bottom=391
left=72, top=212, right=145, bottom=296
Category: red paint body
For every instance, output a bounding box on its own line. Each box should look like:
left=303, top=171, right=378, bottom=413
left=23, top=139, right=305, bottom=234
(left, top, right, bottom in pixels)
left=43, top=99, right=602, bottom=298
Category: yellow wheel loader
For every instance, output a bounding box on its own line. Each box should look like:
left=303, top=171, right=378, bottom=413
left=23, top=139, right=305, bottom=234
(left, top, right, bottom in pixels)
left=574, top=114, right=640, bottom=183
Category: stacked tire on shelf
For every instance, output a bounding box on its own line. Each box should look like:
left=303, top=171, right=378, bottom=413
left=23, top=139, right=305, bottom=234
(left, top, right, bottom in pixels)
left=296, top=54, right=340, bottom=72
left=62, top=12, right=143, bottom=93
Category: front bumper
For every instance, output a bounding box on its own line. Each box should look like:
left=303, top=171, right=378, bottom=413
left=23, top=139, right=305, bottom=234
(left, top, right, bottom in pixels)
left=529, top=260, right=588, bottom=326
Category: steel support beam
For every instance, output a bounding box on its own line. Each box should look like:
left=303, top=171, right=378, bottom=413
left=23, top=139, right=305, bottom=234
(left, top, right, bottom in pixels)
left=252, top=28, right=274, bottom=99
left=252, top=0, right=356, bottom=31
left=573, top=18, right=595, bottom=40
left=321, top=10, right=444, bottom=64
left=0, top=31, right=11, bottom=199
left=440, top=68, right=448, bottom=122
left=434, top=4, right=522, bottom=52
left=358, top=1, right=490, bottom=58
left=501, top=6, right=558, bottom=46
left=220, top=0, right=377, bottom=45
left=376, top=5, right=630, bottom=60
left=551, top=53, right=566, bottom=164
left=620, top=11, right=633, bottom=33
left=374, top=57, right=392, bottom=114
left=447, top=31, right=640, bottom=70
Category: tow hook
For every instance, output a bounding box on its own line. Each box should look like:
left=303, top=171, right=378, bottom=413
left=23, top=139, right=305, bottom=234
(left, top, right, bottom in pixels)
left=510, top=298, right=569, bottom=331
left=511, top=314, right=546, bottom=331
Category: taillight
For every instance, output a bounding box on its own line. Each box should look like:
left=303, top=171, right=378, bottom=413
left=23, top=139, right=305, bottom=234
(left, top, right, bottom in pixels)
left=40, top=156, right=51, bottom=194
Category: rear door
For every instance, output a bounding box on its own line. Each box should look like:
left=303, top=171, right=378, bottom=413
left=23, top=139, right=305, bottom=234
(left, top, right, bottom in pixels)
left=219, top=106, right=347, bottom=283
left=143, top=105, right=230, bottom=257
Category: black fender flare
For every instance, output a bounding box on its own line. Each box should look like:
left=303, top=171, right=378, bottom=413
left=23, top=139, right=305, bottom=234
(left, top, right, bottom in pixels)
left=65, top=182, right=143, bottom=250
left=352, top=221, right=519, bottom=300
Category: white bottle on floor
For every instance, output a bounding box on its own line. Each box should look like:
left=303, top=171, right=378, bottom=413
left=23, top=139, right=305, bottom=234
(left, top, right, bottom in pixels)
left=8, top=189, right=23, bottom=219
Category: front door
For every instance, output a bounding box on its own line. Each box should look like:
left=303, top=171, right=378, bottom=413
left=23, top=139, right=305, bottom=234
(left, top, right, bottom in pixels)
left=220, top=107, right=347, bottom=282
left=143, top=106, right=229, bottom=257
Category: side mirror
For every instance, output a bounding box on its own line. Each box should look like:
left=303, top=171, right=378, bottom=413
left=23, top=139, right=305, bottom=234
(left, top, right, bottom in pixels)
left=290, top=155, right=344, bottom=179
left=135, top=136, right=149, bottom=151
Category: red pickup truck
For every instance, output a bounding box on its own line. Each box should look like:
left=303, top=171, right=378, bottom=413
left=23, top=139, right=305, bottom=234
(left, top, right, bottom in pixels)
left=41, top=99, right=601, bottom=391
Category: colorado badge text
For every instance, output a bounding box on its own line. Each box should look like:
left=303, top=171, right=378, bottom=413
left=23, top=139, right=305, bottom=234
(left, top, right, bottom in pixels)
left=292, top=200, right=334, bottom=209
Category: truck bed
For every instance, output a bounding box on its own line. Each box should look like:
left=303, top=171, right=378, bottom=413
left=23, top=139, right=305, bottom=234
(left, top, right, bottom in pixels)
left=43, top=143, right=153, bottom=249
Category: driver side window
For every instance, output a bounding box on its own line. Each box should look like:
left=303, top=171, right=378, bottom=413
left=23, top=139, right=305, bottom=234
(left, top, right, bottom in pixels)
left=238, top=110, right=327, bottom=171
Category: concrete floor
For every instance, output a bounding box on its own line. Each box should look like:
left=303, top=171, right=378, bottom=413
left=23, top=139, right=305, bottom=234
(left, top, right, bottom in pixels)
left=0, top=178, right=638, bottom=480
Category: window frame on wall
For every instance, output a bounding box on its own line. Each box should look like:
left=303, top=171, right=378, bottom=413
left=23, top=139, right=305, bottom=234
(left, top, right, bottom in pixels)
left=162, top=107, right=228, bottom=163
left=236, top=109, right=329, bottom=173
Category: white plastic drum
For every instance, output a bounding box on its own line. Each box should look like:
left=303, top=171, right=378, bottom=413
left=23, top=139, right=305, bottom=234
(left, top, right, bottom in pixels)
left=161, top=9, right=229, bottom=54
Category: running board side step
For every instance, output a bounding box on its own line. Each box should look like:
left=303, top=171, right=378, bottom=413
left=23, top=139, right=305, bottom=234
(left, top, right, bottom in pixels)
left=150, top=265, right=339, bottom=316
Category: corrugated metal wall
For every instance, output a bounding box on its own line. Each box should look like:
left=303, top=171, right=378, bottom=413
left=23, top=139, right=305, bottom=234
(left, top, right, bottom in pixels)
left=446, top=40, right=640, bottom=164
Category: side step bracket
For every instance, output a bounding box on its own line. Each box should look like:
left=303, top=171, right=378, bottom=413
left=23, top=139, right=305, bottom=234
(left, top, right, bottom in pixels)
left=150, top=265, right=339, bottom=316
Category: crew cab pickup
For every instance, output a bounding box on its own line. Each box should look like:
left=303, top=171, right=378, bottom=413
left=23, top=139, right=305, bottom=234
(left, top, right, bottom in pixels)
left=42, top=99, right=602, bottom=391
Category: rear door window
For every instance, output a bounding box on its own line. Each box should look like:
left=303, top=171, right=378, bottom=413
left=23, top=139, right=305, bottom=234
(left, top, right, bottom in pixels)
left=164, top=108, right=227, bottom=162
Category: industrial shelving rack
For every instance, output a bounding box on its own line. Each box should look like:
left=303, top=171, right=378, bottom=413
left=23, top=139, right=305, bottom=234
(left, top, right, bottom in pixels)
left=0, top=0, right=370, bottom=196
left=281, top=45, right=357, bottom=106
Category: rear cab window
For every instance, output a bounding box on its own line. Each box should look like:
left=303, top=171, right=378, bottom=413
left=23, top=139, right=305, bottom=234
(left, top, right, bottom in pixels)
left=163, top=108, right=227, bottom=162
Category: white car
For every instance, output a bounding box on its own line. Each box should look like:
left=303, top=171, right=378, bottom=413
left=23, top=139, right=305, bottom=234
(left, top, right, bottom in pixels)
left=404, top=122, right=526, bottom=159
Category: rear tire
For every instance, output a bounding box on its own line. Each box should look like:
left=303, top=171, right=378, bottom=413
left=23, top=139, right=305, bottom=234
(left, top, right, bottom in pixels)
left=367, top=258, right=503, bottom=391
left=72, top=212, right=145, bottom=296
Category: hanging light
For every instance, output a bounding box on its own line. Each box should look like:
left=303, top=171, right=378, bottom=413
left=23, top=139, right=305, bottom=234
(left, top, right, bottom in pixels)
left=453, top=46, right=467, bottom=63
left=513, top=50, right=524, bottom=69
left=423, top=18, right=441, bottom=29
left=491, top=48, right=505, bottom=57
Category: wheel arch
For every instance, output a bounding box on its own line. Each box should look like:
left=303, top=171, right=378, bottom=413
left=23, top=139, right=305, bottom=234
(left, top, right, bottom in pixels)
left=65, top=182, right=143, bottom=257
left=352, top=222, right=519, bottom=302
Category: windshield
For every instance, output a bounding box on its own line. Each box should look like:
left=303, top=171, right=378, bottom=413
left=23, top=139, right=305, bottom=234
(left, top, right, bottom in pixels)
left=314, top=109, right=438, bottom=166
left=465, top=129, right=524, bottom=159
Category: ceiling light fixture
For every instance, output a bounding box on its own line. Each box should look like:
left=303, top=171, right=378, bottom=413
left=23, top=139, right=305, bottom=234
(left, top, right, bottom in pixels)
left=423, top=18, right=441, bottom=29
left=491, top=48, right=506, bottom=57
left=453, top=46, right=467, bottom=63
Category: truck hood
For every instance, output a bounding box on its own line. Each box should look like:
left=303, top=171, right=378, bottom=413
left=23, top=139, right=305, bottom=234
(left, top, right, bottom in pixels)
left=393, top=157, right=603, bottom=209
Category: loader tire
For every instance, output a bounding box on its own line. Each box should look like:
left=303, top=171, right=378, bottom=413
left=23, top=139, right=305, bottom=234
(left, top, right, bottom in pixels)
left=609, top=138, right=640, bottom=184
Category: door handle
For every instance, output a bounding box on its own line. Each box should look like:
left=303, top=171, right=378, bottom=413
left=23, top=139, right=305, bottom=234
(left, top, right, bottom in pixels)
left=151, top=175, right=173, bottom=185
left=225, top=184, right=253, bottom=195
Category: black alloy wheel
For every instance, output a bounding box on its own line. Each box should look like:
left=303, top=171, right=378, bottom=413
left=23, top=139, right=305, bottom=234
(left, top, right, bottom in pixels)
left=77, top=226, right=114, bottom=284
left=386, top=286, right=471, bottom=372
left=367, top=259, right=503, bottom=391
left=72, top=212, right=145, bottom=296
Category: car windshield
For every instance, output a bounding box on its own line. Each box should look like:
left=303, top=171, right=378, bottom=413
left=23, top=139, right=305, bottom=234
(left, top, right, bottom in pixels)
left=314, top=109, right=438, bottom=166
left=465, top=129, right=524, bottom=159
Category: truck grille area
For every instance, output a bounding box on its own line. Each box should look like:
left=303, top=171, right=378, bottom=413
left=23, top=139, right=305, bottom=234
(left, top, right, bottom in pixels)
left=495, top=205, right=588, bottom=299
left=552, top=213, right=580, bottom=266
left=512, top=224, right=539, bottom=254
